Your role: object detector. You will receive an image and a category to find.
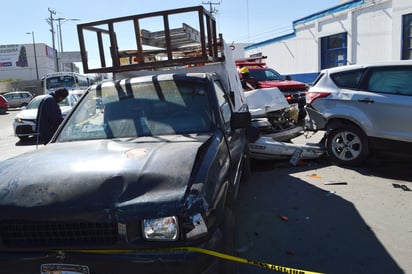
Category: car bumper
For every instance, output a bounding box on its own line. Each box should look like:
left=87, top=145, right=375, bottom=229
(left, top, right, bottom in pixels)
left=305, top=106, right=326, bottom=131
left=0, top=228, right=223, bottom=274
left=13, top=121, right=36, bottom=137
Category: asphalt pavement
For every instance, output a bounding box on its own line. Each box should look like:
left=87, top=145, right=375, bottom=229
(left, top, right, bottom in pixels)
left=234, top=137, right=412, bottom=274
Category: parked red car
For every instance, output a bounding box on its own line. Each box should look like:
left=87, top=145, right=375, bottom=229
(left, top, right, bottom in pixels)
left=0, top=95, right=8, bottom=114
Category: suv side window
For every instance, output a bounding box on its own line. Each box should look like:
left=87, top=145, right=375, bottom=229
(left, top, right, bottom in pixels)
left=365, top=67, right=412, bottom=96
left=330, top=69, right=364, bottom=89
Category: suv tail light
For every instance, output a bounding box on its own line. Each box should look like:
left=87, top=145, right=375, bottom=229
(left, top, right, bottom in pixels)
left=306, top=92, right=331, bottom=105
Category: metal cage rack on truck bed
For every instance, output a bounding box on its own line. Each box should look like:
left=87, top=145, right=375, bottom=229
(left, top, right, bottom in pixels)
left=77, top=6, right=222, bottom=74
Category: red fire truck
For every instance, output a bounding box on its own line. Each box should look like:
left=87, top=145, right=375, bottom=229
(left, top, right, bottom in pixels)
left=236, top=56, right=308, bottom=120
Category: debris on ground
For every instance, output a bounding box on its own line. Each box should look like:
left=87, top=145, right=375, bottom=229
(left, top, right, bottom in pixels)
left=393, top=183, right=411, bottom=191
left=307, top=173, right=322, bottom=178
left=323, top=181, right=348, bottom=185
left=279, top=214, right=289, bottom=222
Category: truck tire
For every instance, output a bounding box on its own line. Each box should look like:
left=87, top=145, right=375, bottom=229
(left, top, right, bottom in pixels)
left=326, top=125, right=369, bottom=166
left=220, top=207, right=236, bottom=274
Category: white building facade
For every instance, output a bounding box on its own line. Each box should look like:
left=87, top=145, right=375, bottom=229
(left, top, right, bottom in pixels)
left=0, top=43, right=80, bottom=81
left=244, top=0, right=412, bottom=82
left=0, top=43, right=58, bottom=81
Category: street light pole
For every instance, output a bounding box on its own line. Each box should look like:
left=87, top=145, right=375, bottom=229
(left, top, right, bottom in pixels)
left=54, top=17, right=80, bottom=71
left=26, top=31, right=39, bottom=80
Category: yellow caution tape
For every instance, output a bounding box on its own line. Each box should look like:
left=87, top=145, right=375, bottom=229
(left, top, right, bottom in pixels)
left=60, top=246, right=323, bottom=274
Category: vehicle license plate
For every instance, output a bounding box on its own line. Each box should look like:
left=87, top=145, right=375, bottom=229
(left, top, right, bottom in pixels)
left=41, top=263, right=89, bottom=274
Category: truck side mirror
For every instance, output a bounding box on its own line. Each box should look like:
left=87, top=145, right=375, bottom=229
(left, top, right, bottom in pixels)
left=231, top=111, right=251, bottom=129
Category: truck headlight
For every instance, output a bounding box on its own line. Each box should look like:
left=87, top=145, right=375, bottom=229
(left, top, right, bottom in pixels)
left=143, top=216, right=179, bottom=241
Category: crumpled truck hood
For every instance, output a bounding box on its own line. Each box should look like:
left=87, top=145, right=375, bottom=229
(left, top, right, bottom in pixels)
left=244, top=87, right=290, bottom=117
left=0, top=135, right=210, bottom=221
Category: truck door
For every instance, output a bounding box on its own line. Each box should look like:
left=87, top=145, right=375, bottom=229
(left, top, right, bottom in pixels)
left=213, top=80, right=246, bottom=187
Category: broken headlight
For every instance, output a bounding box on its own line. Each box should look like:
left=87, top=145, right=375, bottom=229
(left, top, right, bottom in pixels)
left=185, top=213, right=208, bottom=239
left=143, top=216, right=179, bottom=241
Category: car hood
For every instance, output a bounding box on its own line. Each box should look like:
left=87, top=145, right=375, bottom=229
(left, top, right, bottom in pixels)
left=244, top=87, right=290, bottom=117
left=14, top=106, right=73, bottom=120
left=15, top=108, right=38, bottom=120
left=0, top=135, right=210, bottom=221
left=60, top=106, right=72, bottom=116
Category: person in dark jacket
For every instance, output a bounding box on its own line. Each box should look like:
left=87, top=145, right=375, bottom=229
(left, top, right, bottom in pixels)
left=36, top=88, right=69, bottom=144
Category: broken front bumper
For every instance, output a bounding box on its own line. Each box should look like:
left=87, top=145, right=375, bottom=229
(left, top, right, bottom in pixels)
left=249, top=136, right=325, bottom=160
left=304, top=106, right=327, bottom=132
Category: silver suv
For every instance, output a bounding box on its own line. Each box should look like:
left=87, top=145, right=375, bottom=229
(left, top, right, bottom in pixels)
left=2, top=91, right=33, bottom=108
left=305, top=60, right=412, bottom=165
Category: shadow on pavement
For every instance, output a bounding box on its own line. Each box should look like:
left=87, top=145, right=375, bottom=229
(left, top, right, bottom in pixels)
left=351, top=152, right=412, bottom=182
left=234, top=160, right=404, bottom=274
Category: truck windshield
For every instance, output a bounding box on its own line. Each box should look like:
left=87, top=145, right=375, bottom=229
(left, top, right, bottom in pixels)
left=249, top=68, right=284, bottom=81
left=57, top=77, right=213, bottom=141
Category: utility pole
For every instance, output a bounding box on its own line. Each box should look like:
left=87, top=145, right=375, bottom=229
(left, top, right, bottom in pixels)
left=46, top=8, right=59, bottom=72
left=202, top=0, right=221, bottom=15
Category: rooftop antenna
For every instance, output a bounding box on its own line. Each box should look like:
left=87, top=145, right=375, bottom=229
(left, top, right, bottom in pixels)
left=202, top=0, right=221, bottom=15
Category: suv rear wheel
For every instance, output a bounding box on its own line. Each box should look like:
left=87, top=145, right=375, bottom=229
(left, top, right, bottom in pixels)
left=326, top=125, right=369, bottom=165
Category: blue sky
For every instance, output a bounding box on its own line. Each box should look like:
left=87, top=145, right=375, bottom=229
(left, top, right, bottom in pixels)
left=1, top=0, right=340, bottom=51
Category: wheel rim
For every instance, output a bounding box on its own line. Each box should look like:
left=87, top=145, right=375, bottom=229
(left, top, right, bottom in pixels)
left=330, top=130, right=362, bottom=161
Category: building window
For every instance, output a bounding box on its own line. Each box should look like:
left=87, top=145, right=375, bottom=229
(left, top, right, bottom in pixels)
left=321, top=32, right=347, bottom=69
left=402, top=13, right=412, bottom=60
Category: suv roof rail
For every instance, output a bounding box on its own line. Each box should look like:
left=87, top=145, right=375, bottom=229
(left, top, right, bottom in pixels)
left=77, top=6, right=222, bottom=74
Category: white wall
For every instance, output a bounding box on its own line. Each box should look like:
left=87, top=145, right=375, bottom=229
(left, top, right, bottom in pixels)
left=353, top=1, right=393, bottom=64
left=245, top=0, right=412, bottom=75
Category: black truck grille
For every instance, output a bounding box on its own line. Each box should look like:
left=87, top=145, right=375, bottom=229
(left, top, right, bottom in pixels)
left=0, top=220, right=118, bottom=248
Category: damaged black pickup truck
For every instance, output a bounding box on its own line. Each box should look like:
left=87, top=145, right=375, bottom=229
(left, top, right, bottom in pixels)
left=0, top=6, right=251, bottom=274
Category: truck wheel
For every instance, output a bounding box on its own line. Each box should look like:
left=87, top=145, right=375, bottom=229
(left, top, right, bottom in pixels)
left=326, top=125, right=369, bottom=166
left=220, top=207, right=236, bottom=274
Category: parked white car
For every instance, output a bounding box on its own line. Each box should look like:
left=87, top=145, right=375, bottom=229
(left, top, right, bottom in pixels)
left=13, top=93, right=79, bottom=141
left=305, top=60, right=412, bottom=165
